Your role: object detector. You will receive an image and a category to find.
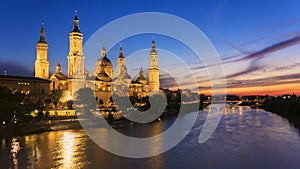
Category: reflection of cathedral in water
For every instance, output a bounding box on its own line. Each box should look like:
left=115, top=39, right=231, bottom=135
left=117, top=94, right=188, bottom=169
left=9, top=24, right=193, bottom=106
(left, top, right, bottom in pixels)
left=34, top=11, right=160, bottom=105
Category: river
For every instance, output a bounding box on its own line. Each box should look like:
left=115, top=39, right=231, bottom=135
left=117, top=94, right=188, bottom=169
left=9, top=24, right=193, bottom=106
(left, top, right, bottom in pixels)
left=1, top=106, right=300, bottom=169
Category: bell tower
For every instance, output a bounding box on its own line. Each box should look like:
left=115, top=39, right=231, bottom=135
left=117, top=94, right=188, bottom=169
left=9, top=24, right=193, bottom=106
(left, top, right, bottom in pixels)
left=148, top=37, right=160, bottom=92
left=116, top=43, right=125, bottom=77
left=35, top=22, right=50, bottom=79
left=67, top=9, right=84, bottom=79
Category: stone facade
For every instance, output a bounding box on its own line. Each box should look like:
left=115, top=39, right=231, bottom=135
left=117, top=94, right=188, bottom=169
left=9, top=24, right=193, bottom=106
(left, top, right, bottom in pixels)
left=35, top=11, right=160, bottom=106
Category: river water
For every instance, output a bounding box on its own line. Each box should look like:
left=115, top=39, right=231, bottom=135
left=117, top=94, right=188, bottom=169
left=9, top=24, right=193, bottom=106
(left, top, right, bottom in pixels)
left=1, top=106, right=300, bottom=169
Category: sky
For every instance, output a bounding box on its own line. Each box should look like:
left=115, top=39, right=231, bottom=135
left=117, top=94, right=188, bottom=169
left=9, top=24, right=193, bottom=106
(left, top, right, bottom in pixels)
left=0, top=0, right=300, bottom=96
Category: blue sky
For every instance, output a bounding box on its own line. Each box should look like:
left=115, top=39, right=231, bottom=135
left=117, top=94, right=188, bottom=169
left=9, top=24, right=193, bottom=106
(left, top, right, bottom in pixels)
left=1, top=0, right=300, bottom=95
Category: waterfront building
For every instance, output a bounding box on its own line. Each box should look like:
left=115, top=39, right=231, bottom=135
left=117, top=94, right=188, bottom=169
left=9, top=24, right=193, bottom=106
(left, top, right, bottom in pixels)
left=34, top=10, right=160, bottom=106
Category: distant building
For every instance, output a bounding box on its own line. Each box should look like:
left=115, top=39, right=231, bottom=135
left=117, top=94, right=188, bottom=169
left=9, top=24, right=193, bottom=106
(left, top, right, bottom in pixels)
left=34, top=10, right=160, bottom=106
left=211, top=94, right=239, bottom=101
left=241, top=95, right=268, bottom=102
left=0, top=75, right=50, bottom=96
left=281, top=94, right=296, bottom=99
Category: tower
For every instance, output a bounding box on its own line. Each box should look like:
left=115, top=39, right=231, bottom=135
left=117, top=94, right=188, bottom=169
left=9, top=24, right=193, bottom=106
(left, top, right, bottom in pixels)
left=67, top=9, right=85, bottom=79
left=35, top=22, right=50, bottom=79
left=66, top=10, right=85, bottom=99
left=148, top=37, right=160, bottom=92
left=116, top=43, right=125, bottom=77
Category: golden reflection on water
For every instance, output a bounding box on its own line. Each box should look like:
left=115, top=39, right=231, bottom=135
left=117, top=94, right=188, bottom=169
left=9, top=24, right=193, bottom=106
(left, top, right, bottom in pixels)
left=61, top=131, right=75, bottom=168
left=22, top=130, right=87, bottom=169
left=222, top=106, right=249, bottom=116
left=239, top=106, right=244, bottom=116
left=149, top=121, right=164, bottom=169
left=10, top=137, right=21, bottom=169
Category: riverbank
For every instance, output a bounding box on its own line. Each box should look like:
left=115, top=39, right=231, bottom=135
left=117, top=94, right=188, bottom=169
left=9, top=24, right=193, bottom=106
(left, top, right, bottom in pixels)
left=263, top=97, right=300, bottom=128
left=0, top=118, right=82, bottom=136
left=0, top=110, right=181, bottom=136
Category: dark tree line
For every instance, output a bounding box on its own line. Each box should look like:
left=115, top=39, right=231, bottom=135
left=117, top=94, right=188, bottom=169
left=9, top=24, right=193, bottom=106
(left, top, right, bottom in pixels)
left=0, top=87, right=49, bottom=125
left=263, top=96, right=300, bottom=126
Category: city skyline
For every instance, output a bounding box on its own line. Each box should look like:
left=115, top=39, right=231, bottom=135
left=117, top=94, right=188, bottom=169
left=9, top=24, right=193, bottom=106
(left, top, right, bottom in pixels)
left=1, top=0, right=300, bottom=96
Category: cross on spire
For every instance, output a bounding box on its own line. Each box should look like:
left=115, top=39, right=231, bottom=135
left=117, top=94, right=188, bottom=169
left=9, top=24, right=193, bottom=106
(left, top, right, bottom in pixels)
left=140, top=66, right=143, bottom=72
left=120, top=42, right=123, bottom=52
left=75, top=9, right=78, bottom=17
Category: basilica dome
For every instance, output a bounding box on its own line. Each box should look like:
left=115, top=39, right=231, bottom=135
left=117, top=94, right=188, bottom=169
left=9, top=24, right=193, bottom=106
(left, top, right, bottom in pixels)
left=96, top=70, right=111, bottom=82
left=136, top=75, right=147, bottom=84
left=96, top=55, right=112, bottom=67
left=135, top=67, right=147, bottom=84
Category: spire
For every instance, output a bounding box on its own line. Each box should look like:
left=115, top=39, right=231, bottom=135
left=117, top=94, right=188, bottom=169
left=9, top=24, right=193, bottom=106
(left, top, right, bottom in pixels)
left=151, top=35, right=156, bottom=52
left=57, top=60, right=61, bottom=66
left=101, top=44, right=106, bottom=57
left=136, top=65, right=147, bottom=84
left=74, top=9, right=78, bottom=20
left=71, top=9, right=81, bottom=33
left=139, top=66, right=145, bottom=76
left=118, top=42, right=124, bottom=58
left=120, top=42, right=123, bottom=53
left=55, top=60, right=61, bottom=73
left=38, top=21, right=46, bottom=43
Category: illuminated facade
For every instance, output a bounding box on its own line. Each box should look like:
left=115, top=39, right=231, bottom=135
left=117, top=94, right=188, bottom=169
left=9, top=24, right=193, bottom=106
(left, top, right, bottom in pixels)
left=35, top=11, right=160, bottom=105
left=148, top=38, right=160, bottom=92
left=34, top=22, right=50, bottom=79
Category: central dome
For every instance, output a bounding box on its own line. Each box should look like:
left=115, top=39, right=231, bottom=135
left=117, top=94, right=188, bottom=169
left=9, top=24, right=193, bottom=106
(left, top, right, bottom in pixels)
left=96, top=55, right=112, bottom=66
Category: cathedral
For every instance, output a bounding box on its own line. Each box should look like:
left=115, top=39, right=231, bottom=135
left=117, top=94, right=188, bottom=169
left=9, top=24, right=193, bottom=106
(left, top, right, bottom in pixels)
left=34, top=11, right=160, bottom=106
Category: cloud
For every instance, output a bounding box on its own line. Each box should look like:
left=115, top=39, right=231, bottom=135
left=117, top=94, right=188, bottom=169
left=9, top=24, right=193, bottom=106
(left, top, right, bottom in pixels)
left=159, top=73, right=178, bottom=89
left=226, top=64, right=261, bottom=79
left=192, top=34, right=300, bottom=71
left=221, top=34, right=300, bottom=81
left=227, top=73, right=300, bottom=89
left=272, top=62, right=300, bottom=71
left=228, top=35, right=300, bottom=63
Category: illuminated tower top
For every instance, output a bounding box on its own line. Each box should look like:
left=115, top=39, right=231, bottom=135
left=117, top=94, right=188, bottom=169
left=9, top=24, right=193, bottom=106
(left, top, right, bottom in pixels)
left=35, top=22, right=49, bottom=79
left=67, top=9, right=84, bottom=79
left=71, top=9, right=81, bottom=33
left=151, top=36, right=157, bottom=54
left=38, top=22, right=47, bottom=43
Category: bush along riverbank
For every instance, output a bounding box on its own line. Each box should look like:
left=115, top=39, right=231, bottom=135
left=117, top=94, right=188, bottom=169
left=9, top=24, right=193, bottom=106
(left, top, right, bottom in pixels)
left=0, top=116, right=81, bottom=136
left=263, top=96, right=300, bottom=127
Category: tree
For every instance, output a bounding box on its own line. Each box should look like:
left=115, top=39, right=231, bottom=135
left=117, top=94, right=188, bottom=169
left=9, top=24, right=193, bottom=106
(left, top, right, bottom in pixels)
left=74, top=87, right=97, bottom=116
left=50, top=90, right=62, bottom=109
left=0, top=87, right=33, bottom=124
